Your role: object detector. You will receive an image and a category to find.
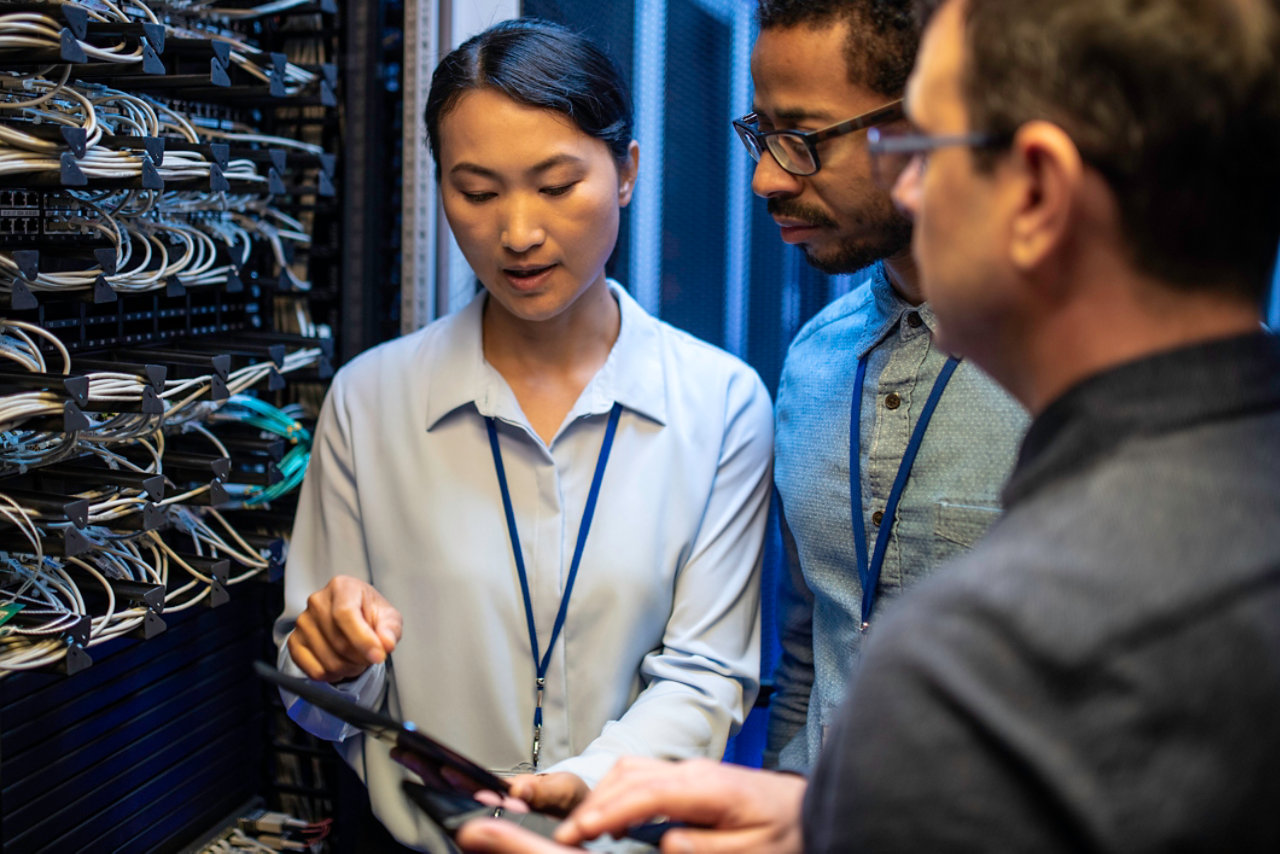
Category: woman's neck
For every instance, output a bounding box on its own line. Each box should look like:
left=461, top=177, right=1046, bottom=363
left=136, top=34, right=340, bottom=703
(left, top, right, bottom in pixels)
left=482, top=277, right=621, bottom=443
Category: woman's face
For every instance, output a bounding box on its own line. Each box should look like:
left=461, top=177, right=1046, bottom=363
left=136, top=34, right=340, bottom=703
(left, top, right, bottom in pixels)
left=438, top=88, right=638, bottom=324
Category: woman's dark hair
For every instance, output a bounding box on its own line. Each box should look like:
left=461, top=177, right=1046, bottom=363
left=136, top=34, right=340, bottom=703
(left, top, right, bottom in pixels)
left=424, top=18, right=633, bottom=171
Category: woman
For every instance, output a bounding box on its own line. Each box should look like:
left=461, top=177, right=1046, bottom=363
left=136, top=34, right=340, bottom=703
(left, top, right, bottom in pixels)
left=274, top=19, right=773, bottom=851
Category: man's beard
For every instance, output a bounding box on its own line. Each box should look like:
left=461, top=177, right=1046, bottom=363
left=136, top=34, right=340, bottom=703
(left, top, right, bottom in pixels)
left=768, top=197, right=913, bottom=275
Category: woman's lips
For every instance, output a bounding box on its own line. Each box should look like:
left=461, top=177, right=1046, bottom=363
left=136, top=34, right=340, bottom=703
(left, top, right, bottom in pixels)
left=501, top=263, right=557, bottom=291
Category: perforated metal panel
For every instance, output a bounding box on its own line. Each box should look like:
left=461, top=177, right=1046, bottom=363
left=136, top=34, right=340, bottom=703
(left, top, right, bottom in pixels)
left=0, top=587, right=275, bottom=853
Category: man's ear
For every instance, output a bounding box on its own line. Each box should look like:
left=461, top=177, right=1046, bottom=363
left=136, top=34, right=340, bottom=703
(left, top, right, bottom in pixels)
left=617, top=140, right=639, bottom=207
left=1006, top=121, right=1084, bottom=273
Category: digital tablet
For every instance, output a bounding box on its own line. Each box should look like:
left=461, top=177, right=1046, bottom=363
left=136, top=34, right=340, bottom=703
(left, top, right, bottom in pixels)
left=253, top=660, right=508, bottom=795
left=255, top=661, right=679, bottom=846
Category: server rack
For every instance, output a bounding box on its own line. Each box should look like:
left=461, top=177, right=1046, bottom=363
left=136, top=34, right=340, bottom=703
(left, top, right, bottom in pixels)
left=0, top=1, right=391, bottom=850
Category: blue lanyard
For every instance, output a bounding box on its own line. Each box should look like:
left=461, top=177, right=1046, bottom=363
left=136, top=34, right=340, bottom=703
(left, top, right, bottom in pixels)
left=485, top=401, right=623, bottom=769
left=850, top=354, right=960, bottom=630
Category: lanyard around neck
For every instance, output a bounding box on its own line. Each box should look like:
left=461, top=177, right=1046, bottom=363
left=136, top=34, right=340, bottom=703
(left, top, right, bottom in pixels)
left=849, top=353, right=960, bottom=630
left=484, top=401, right=623, bottom=769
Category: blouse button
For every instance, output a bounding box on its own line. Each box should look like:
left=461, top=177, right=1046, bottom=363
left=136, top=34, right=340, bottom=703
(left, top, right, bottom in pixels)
left=885, top=392, right=901, bottom=410
left=872, top=510, right=885, bottom=526
left=906, top=312, right=923, bottom=329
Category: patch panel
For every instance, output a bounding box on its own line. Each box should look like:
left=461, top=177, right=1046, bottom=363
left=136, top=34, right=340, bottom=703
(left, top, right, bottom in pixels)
left=0, top=191, right=107, bottom=244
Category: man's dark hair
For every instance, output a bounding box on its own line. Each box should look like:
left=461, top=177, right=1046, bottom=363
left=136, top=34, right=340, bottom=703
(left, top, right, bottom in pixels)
left=424, top=18, right=632, bottom=173
left=757, top=0, right=918, bottom=96
left=916, top=0, right=1280, bottom=303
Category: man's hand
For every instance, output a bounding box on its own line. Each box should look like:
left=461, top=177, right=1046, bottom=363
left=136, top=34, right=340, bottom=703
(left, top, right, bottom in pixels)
left=507, top=772, right=589, bottom=816
left=287, top=575, right=402, bottom=681
left=456, top=757, right=806, bottom=854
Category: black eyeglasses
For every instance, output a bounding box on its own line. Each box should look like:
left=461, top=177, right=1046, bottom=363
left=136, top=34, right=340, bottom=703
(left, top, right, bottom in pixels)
left=866, top=125, right=1013, bottom=189
left=732, top=100, right=905, bottom=176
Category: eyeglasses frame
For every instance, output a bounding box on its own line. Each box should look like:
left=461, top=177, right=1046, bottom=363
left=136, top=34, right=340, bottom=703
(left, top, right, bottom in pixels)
left=866, top=125, right=1014, bottom=188
left=732, top=99, right=906, bottom=177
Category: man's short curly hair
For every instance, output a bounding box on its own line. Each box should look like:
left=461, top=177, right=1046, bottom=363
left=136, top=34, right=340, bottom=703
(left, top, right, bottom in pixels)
left=756, top=0, right=919, bottom=96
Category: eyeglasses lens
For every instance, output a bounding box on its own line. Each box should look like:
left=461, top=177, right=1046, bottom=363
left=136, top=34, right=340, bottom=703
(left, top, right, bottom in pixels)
left=734, top=123, right=762, bottom=162
left=870, top=152, right=907, bottom=189
left=767, top=135, right=815, bottom=175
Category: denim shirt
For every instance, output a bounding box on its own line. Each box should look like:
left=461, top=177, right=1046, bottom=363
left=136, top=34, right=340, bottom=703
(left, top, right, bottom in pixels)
left=767, top=262, right=1028, bottom=771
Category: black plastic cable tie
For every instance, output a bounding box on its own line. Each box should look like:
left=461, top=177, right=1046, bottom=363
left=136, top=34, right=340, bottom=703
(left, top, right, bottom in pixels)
left=319, top=151, right=336, bottom=176
left=142, top=475, right=165, bottom=502
left=210, top=57, right=230, bottom=87
left=92, top=275, right=116, bottom=304
left=143, top=22, right=165, bottom=53
left=63, top=613, right=91, bottom=646
left=143, top=136, right=164, bottom=165
left=267, top=367, right=286, bottom=391
left=209, top=162, right=229, bottom=192
left=140, top=385, right=163, bottom=414
left=64, top=498, right=90, bottom=528
left=210, top=142, right=229, bottom=168
left=165, top=275, right=186, bottom=298
left=318, top=170, right=335, bottom=197
left=61, top=644, right=93, bottom=674
left=209, top=576, right=230, bottom=608
left=269, top=149, right=287, bottom=173
left=141, top=40, right=164, bottom=75
left=10, top=279, right=37, bottom=311
left=268, top=168, right=286, bottom=196
left=211, top=353, right=231, bottom=380
left=62, top=375, right=89, bottom=406
left=12, top=249, right=38, bottom=280
left=60, top=5, right=88, bottom=39
left=93, top=248, right=117, bottom=275
left=268, top=75, right=286, bottom=98
left=63, top=400, right=89, bottom=432
left=145, top=364, right=166, bottom=391
left=320, top=80, right=336, bottom=107
left=63, top=526, right=92, bottom=557
left=59, top=151, right=87, bottom=187
left=210, top=375, right=228, bottom=401
left=143, top=501, right=165, bottom=530
left=267, top=344, right=286, bottom=368
left=141, top=156, right=162, bottom=190
left=58, top=28, right=87, bottom=63
left=137, top=612, right=165, bottom=638
left=225, top=270, right=243, bottom=293
left=60, top=126, right=87, bottom=159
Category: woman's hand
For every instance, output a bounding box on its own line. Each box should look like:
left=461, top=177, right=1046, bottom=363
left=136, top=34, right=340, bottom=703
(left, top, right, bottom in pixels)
left=287, top=575, right=402, bottom=681
left=507, top=772, right=589, bottom=816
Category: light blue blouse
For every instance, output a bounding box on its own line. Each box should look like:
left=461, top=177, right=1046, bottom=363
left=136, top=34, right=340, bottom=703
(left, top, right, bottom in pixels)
left=275, top=281, right=773, bottom=850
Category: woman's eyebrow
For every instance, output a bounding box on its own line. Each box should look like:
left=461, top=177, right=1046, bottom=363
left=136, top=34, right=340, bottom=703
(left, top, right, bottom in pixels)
left=448, top=154, right=585, bottom=179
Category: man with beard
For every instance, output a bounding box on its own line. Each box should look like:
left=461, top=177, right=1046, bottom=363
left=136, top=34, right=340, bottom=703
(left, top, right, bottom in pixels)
left=737, top=0, right=1027, bottom=771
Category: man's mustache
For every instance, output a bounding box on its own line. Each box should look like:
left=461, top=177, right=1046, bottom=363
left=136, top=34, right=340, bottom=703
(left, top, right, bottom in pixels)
left=767, top=198, right=837, bottom=229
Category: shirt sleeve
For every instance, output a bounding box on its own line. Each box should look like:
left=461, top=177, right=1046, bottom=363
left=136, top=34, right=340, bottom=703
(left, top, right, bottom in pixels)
left=763, top=501, right=815, bottom=771
left=548, top=368, right=775, bottom=787
left=272, top=375, right=388, bottom=739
